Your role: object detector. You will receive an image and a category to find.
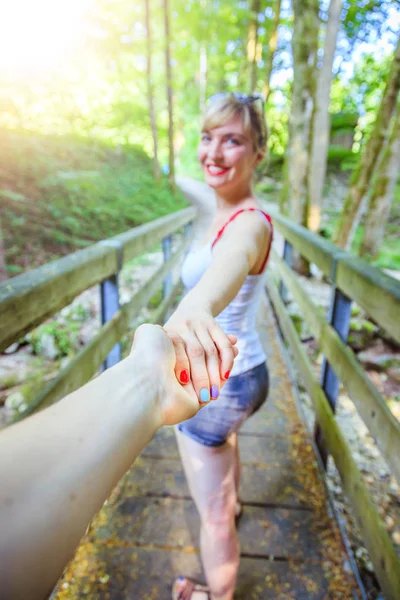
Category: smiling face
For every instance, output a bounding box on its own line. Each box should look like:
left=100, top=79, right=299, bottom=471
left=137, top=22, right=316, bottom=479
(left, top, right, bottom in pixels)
left=198, top=115, right=262, bottom=192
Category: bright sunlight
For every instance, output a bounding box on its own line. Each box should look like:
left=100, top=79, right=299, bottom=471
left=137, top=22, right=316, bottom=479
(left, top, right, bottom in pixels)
left=0, top=0, right=93, bottom=73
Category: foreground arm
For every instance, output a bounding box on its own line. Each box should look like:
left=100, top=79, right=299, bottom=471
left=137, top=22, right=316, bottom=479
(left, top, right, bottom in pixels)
left=0, top=325, right=237, bottom=600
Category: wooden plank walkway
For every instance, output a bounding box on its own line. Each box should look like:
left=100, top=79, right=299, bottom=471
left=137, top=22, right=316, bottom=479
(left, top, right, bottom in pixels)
left=53, top=295, right=361, bottom=599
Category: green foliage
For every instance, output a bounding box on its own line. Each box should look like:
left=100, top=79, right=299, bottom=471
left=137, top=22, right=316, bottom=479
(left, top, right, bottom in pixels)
left=327, top=145, right=358, bottom=169
left=29, top=304, right=91, bottom=358
left=148, top=289, right=163, bottom=309
left=330, top=52, right=392, bottom=146
left=30, top=322, right=79, bottom=358
left=319, top=179, right=400, bottom=271
left=0, top=373, right=19, bottom=391
left=372, top=241, right=400, bottom=270
left=341, top=0, right=393, bottom=49
left=330, top=113, right=359, bottom=132
left=1, top=129, right=186, bottom=273
left=0, top=0, right=398, bottom=281
left=353, top=181, right=400, bottom=270
left=18, top=371, right=49, bottom=409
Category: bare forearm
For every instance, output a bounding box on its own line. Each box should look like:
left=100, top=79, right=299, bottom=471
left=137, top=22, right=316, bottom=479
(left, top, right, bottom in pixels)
left=0, top=353, right=159, bottom=600
left=180, top=251, right=249, bottom=317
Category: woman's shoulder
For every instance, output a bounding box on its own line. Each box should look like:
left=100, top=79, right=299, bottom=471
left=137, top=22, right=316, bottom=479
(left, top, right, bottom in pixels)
left=224, top=206, right=271, bottom=236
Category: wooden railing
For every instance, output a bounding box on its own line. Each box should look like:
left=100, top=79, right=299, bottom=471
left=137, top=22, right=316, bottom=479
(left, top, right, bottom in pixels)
left=267, top=210, right=400, bottom=600
left=2, top=203, right=399, bottom=596
left=0, top=207, right=196, bottom=421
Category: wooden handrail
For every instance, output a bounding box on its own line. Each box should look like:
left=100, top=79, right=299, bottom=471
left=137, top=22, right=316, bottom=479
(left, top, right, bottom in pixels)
left=271, top=248, right=400, bottom=483
left=336, top=255, right=400, bottom=343
left=266, top=209, right=400, bottom=598
left=0, top=208, right=195, bottom=353
left=267, top=275, right=400, bottom=600
left=269, top=210, right=400, bottom=343
left=270, top=211, right=340, bottom=276
left=12, top=238, right=190, bottom=421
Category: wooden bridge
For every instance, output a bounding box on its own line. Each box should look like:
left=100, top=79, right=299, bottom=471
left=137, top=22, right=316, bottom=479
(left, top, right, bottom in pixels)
left=1, top=201, right=400, bottom=599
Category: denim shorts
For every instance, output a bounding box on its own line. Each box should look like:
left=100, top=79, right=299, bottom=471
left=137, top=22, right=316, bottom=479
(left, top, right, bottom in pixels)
left=177, top=362, right=269, bottom=447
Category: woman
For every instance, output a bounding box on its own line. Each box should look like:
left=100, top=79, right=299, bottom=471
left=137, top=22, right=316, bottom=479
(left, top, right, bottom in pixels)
left=164, top=93, right=273, bottom=600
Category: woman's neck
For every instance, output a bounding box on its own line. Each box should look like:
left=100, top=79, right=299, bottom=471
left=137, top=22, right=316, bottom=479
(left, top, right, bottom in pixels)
left=214, top=181, right=258, bottom=213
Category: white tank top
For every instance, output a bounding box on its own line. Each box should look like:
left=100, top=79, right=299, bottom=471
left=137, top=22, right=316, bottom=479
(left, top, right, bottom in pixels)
left=180, top=209, right=272, bottom=377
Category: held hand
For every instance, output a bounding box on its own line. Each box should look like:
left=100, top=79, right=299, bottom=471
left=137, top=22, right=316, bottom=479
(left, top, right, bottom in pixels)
left=163, top=305, right=238, bottom=403
left=131, top=324, right=237, bottom=427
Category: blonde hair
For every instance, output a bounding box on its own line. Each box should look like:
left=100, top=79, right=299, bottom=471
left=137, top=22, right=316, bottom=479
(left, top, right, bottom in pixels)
left=201, top=94, right=268, bottom=152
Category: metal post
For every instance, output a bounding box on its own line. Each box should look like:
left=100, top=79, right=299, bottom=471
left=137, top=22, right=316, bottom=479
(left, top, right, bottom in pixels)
left=99, top=240, right=123, bottom=370
left=314, top=256, right=352, bottom=466
left=279, top=240, right=293, bottom=302
left=184, top=221, right=192, bottom=247
left=162, top=234, right=173, bottom=299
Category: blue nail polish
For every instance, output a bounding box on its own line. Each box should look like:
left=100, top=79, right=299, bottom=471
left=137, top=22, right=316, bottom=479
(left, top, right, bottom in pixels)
left=211, top=385, right=219, bottom=399
left=200, top=388, right=210, bottom=403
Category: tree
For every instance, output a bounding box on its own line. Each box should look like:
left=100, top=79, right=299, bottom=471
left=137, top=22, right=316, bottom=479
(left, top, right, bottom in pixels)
left=280, top=0, right=320, bottom=226
left=307, top=0, right=342, bottom=233
left=0, top=219, right=7, bottom=282
left=248, top=0, right=261, bottom=93
left=163, top=0, right=175, bottom=185
left=198, top=0, right=208, bottom=112
left=263, top=0, right=282, bottom=102
left=145, top=0, right=160, bottom=180
left=360, top=104, right=400, bottom=259
left=334, top=36, right=400, bottom=249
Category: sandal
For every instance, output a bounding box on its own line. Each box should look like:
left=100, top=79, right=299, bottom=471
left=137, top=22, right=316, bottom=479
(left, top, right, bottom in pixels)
left=172, top=576, right=210, bottom=599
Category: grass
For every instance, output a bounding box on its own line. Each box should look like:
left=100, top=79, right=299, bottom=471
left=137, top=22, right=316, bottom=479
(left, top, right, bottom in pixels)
left=1, top=128, right=187, bottom=275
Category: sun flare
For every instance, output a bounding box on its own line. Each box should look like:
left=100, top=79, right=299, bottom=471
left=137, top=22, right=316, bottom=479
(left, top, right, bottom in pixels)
left=0, top=0, right=93, bottom=74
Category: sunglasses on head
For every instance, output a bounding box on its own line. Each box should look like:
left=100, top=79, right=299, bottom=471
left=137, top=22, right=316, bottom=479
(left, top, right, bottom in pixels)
left=207, top=92, right=265, bottom=113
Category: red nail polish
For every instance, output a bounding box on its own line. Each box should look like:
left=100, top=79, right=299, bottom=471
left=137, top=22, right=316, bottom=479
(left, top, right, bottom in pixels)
left=180, top=369, right=189, bottom=384
left=224, top=370, right=230, bottom=380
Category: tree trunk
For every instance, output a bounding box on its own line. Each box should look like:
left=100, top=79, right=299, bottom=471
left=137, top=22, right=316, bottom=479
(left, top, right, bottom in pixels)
left=163, top=0, right=175, bottom=185
left=334, top=36, right=400, bottom=249
left=199, top=0, right=207, bottom=112
left=307, top=0, right=342, bottom=233
left=263, top=0, right=281, bottom=103
left=199, top=45, right=207, bottom=113
left=360, top=107, right=400, bottom=259
left=0, top=218, right=7, bottom=282
left=279, top=0, right=319, bottom=225
left=145, top=0, right=160, bottom=180
left=248, top=0, right=261, bottom=94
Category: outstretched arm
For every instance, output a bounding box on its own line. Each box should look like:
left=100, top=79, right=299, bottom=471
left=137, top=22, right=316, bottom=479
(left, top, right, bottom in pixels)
left=0, top=324, right=237, bottom=600
left=178, top=212, right=270, bottom=317
left=165, top=211, right=271, bottom=397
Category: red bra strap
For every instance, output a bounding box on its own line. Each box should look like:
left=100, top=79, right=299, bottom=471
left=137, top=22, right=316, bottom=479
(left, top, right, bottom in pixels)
left=211, top=208, right=273, bottom=274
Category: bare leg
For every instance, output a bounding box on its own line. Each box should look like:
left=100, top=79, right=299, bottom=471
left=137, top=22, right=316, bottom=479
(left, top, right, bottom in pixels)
left=227, top=434, right=241, bottom=518
left=175, top=429, right=239, bottom=600
left=228, top=434, right=240, bottom=497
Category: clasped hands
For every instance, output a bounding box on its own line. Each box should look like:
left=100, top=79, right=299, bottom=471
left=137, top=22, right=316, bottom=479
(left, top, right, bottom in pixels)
left=132, top=304, right=238, bottom=427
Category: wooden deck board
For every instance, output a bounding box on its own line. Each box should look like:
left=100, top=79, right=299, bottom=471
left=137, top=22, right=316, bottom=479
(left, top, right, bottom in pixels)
left=87, top=496, right=325, bottom=558
left=108, top=456, right=315, bottom=508
left=143, top=428, right=303, bottom=469
left=53, top=545, right=338, bottom=599
left=53, top=295, right=360, bottom=599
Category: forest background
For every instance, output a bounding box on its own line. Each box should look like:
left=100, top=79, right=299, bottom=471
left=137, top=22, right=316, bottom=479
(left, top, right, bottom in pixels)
left=0, top=0, right=399, bottom=279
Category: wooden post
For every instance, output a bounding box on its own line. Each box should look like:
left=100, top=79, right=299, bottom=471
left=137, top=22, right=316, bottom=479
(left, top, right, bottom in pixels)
left=99, top=240, right=123, bottom=370
left=279, top=240, right=292, bottom=302
left=315, top=256, right=352, bottom=467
